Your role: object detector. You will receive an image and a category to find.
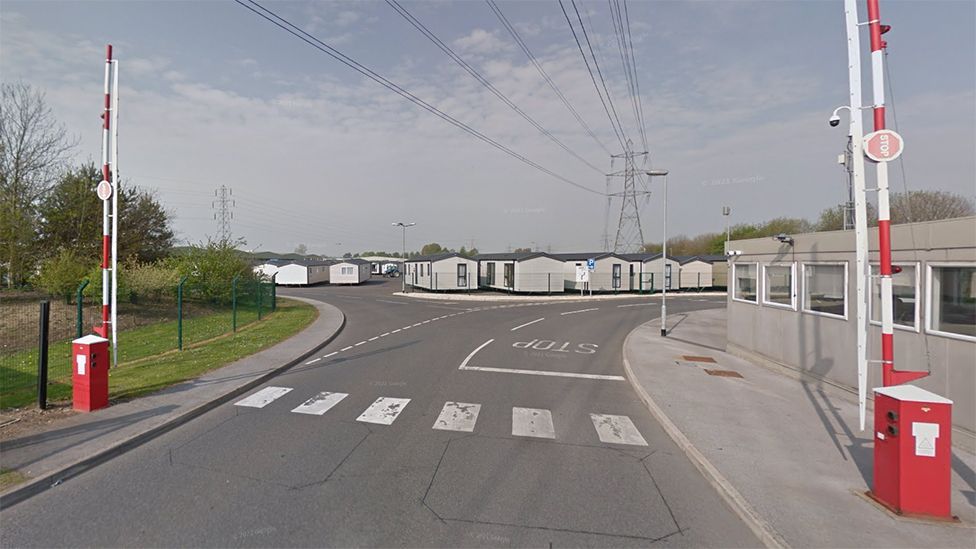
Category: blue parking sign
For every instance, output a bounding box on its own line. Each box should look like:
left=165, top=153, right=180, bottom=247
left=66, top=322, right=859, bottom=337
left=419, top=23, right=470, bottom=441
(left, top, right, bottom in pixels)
left=587, top=258, right=596, bottom=271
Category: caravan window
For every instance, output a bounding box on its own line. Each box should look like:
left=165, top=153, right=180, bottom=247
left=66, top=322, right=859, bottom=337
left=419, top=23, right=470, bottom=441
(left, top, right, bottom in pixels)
left=457, top=263, right=468, bottom=287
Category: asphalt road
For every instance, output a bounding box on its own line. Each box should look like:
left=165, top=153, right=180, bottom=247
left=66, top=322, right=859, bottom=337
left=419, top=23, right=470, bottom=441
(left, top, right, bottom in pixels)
left=1, top=278, right=759, bottom=547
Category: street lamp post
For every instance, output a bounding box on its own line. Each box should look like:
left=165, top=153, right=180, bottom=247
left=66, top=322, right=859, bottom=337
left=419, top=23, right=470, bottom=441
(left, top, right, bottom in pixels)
left=392, top=222, right=415, bottom=293
left=646, top=170, right=669, bottom=337
left=722, top=206, right=731, bottom=249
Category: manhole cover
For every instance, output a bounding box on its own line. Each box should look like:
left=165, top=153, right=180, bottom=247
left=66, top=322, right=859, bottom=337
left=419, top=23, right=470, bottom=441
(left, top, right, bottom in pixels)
left=681, top=355, right=717, bottom=363
left=705, top=369, right=743, bottom=378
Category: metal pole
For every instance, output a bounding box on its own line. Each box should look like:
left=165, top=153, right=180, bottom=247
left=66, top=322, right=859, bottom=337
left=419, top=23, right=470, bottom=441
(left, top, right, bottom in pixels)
left=661, top=175, right=668, bottom=336
left=232, top=275, right=239, bottom=332
left=844, top=0, right=871, bottom=429
left=401, top=226, right=406, bottom=293
left=271, top=273, right=277, bottom=311
left=76, top=279, right=90, bottom=339
left=37, top=300, right=50, bottom=410
left=867, top=0, right=900, bottom=387
left=257, top=280, right=263, bottom=320
left=110, top=57, right=119, bottom=368
left=98, top=44, right=113, bottom=338
left=177, top=276, right=187, bottom=351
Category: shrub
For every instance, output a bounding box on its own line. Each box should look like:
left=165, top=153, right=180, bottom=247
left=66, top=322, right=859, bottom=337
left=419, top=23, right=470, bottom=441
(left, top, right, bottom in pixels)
left=34, top=250, right=95, bottom=302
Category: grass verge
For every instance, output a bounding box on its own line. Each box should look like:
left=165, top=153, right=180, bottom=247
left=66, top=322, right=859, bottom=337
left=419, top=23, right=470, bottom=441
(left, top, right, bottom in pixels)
left=1, top=299, right=316, bottom=408
left=0, top=468, right=29, bottom=491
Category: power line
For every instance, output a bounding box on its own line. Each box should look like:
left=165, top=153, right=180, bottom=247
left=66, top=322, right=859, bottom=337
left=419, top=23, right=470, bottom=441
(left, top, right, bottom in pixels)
left=558, top=0, right=627, bottom=151
left=234, top=0, right=605, bottom=196
left=621, top=0, right=648, bottom=153
left=386, top=0, right=603, bottom=174
left=486, top=0, right=611, bottom=156
left=571, top=0, right=630, bottom=148
left=609, top=0, right=647, bottom=152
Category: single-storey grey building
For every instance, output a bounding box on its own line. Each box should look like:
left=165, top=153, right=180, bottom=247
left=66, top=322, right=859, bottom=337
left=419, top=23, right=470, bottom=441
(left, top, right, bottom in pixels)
left=725, top=216, right=976, bottom=440
left=621, top=253, right=682, bottom=291
left=330, top=258, right=371, bottom=285
left=550, top=252, right=634, bottom=292
left=476, top=252, right=565, bottom=293
left=274, top=259, right=334, bottom=286
left=405, top=252, right=478, bottom=291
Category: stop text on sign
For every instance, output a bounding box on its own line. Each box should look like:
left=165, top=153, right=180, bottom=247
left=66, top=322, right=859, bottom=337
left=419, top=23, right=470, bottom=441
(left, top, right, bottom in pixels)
left=863, top=129, right=904, bottom=163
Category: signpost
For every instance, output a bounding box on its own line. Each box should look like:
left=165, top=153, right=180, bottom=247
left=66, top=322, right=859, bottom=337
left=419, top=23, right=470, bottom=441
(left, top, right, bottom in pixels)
left=863, top=129, right=904, bottom=163
left=587, top=258, right=596, bottom=271
left=575, top=265, right=590, bottom=296
left=96, top=180, right=113, bottom=201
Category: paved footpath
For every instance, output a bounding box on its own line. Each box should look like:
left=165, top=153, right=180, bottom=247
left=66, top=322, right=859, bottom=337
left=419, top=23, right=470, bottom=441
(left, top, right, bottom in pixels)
left=0, top=296, right=344, bottom=508
left=624, top=307, right=976, bottom=548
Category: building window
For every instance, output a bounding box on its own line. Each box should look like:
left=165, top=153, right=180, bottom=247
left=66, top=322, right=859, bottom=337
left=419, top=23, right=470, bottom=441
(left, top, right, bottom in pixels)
left=762, top=263, right=795, bottom=309
left=732, top=263, right=758, bottom=303
left=869, top=263, right=918, bottom=331
left=420, top=264, right=424, bottom=277
left=927, top=264, right=976, bottom=340
left=341, top=266, right=353, bottom=275
left=612, top=264, right=622, bottom=289
left=803, top=263, right=847, bottom=319
left=503, top=263, right=514, bottom=288
left=457, top=263, right=468, bottom=287
left=487, top=263, right=496, bottom=285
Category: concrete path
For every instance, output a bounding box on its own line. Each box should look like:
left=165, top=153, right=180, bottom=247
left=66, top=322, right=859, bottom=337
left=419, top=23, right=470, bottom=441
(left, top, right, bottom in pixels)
left=0, top=296, right=344, bottom=507
left=624, top=307, right=976, bottom=548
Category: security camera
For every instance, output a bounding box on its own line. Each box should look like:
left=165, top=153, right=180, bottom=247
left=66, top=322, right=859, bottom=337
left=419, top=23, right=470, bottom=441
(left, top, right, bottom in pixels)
left=726, top=250, right=742, bottom=256
left=828, top=114, right=841, bottom=127
left=774, top=234, right=795, bottom=245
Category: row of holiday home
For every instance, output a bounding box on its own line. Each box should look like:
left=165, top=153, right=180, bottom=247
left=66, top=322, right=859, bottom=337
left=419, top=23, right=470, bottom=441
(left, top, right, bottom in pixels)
left=404, top=252, right=727, bottom=293
left=253, top=258, right=371, bottom=285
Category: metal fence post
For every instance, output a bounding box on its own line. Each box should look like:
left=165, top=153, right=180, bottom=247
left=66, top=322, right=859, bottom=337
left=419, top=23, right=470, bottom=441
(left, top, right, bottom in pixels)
left=271, top=273, right=277, bottom=311
left=76, top=279, right=90, bottom=339
left=177, top=276, right=188, bottom=351
left=651, top=273, right=655, bottom=293
left=232, top=274, right=239, bottom=332
left=37, top=300, right=50, bottom=410
left=257, top=281, right=263, bottom=321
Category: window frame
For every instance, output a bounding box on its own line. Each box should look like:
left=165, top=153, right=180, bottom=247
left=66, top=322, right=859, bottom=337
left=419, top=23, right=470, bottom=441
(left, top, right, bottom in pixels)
left=486, top=262, right=496, bottom=286
left=457, top=263, right=468, bottom=287
left=925, top=262, right=976, bottom=342
left=868, top=261, right=920, bottom=333
left=801, top=261, right=849, bottom=320
left=731, top=262, right=759, bottom=304
left=761, top=262, right=796, bottom=310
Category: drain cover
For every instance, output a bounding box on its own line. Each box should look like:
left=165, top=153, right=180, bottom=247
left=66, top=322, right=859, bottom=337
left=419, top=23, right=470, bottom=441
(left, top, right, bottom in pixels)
left=681, top=355, right=717, bottom=364
left=704, top=369, right=743, bottom=378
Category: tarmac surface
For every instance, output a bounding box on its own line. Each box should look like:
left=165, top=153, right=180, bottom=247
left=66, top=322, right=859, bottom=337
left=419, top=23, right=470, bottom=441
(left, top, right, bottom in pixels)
left=0, top=279, right=759, bottom=547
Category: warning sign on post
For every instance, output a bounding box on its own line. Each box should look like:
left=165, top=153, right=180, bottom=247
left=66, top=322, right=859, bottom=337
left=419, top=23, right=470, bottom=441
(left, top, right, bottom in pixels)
left=863, top=129, right=904, bottom=163
left=96, top=179, right=113, bottom=201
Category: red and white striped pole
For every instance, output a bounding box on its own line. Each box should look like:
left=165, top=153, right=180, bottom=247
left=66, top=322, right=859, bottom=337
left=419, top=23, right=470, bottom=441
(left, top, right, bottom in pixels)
left=97, top=44, right=113, bottom=338
left=866, top=1, right=925, bottom=386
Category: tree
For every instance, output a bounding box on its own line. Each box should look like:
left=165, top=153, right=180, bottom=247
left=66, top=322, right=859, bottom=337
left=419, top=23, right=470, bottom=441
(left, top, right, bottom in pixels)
left=815, top=202, right=877, bottom=231
left=294, top=243, right=307, bottom=255
left=420, top=243, right=445, bottom=256
left=37, top=163, right=175, bottom=263
left=34, top=249, right=94, bottom=301
left=890, top=190, right=975, bottom=224
left=342, top=252, right=352, bottom=258
left=0, top=82, right=75, bottom=287
left=513, top=247, right=532, bottom=253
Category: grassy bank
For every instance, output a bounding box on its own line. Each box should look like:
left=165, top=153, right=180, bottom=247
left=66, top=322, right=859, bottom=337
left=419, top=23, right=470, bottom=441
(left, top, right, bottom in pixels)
left=0, top=298, right=316, bottom=408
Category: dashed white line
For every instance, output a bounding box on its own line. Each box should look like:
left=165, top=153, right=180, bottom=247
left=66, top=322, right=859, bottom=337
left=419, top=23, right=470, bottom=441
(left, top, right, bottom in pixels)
left=403, top=326, right=412, bottom=330
left=341, top=345, right=354, bottom=352
left=381, top=332, right=390, bottom=337
left=511, top=317, right=545, bottom=331
left=368, top=336, right=379, bottom=342
left=323, top=351, right=339, bottom=358
left=354, top=341, right=366, bottom=347
left=392, top=329, right=401, bottom=333
left=617, top=303, right=652, bottom=308
left=560, top=308, right=599, bottom=316
left=305, top=357, right=322, bottom=365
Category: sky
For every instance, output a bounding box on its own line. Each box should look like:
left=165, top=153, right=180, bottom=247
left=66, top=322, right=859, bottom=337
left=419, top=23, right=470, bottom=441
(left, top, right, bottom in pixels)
left=2, top=0, right=974, bottom=256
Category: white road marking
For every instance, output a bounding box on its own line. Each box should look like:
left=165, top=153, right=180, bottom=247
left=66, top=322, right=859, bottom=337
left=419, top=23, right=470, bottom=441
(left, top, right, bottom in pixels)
left=354, top=341, right=366, bottom=346
left=461, top=365, right=624, bottom=381
left=560, top=308, right=599, bottom=316
left=291, top=392, right=348, bottom=415
left=590, top=414, right=648, bottom=446
left=323, top=351, right=339, bottom=358
left=305, top=358, right=322, bottom=365
left=234, top=387, right=292, bottom=408
left=341, top=346, right=354, bottom=352
left=413, top=323, right=422, bottom=327
left=510, top=318, right=545, bottom=331
left=368, top=336, right=379, bottom=342
left=392, top=329, right=401, bottom=333
left=380, top=332, right=390, bottom=337
left=459, top=339, right=494, bottom=368
left=618, top=303, right=653, bottom=308
left=512, top=407, right=555, bottom=439
left=403, top=326, right=412, bottom=330
left=433, top=402, right=481, bottom=432
left=357, top=397, right=411, bottom=425
left=422, top=320, right=430, bottom=324
left=376, top=299, right=407, bottom=305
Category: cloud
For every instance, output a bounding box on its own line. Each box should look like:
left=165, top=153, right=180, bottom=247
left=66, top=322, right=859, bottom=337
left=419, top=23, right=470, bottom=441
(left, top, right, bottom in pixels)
left=452, top=29, right=513, bottom=56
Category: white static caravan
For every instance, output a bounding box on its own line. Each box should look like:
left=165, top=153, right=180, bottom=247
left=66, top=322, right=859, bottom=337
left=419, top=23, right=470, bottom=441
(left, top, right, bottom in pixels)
left=275, top=260, right=334, bottom=286
left=675, top=256, right=714, bottom=290
left=252, top=260, right=284, bottom=280
left=551, top=252, right=634, bottom=292
left=405, top=252, right=477, bottom=291
left=621, top=253, right=681, bottom=291
left=476, top=252, right=564, bottom=293
left=330, top=259, right=371, bottom=285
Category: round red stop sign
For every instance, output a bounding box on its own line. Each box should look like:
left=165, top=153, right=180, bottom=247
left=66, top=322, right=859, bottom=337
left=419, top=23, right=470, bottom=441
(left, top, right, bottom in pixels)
left=863, top=129, right=904, bottom=162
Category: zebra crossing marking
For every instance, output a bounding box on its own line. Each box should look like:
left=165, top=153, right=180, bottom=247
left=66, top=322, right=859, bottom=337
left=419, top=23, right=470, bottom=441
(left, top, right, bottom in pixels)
left=234, top=386, right=292, bottom=408
left=357, top=397, right=411, bottom=425
left=512, top=407, right=555, bottom=439
left=590, top=413, right=648, bottom=446
left=433, top=402, right=481, bottom=432
left=291, top=392, right=348, bottom=415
